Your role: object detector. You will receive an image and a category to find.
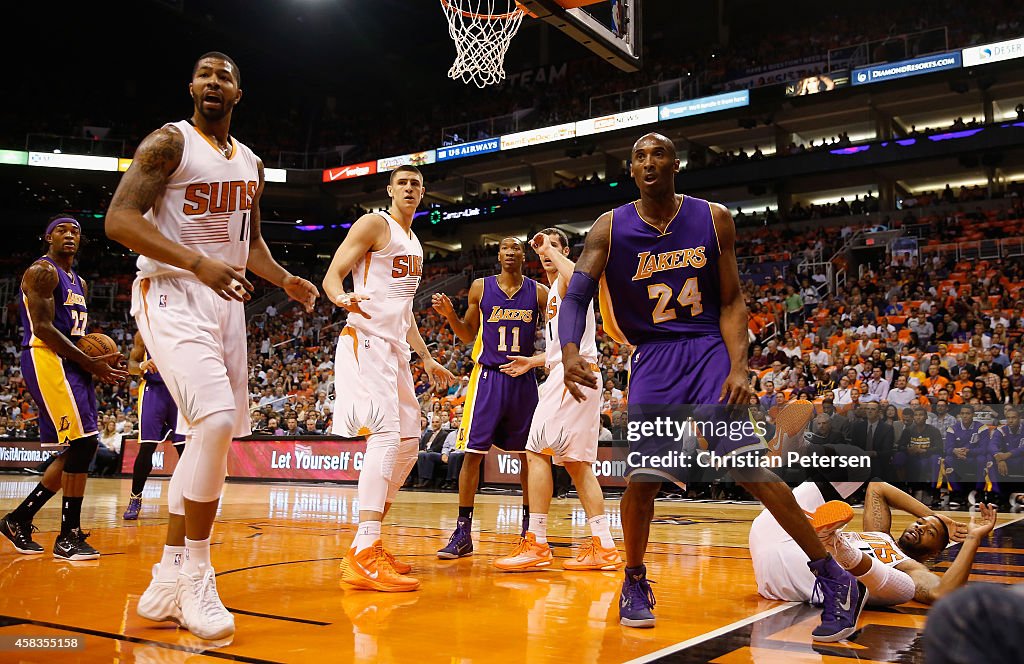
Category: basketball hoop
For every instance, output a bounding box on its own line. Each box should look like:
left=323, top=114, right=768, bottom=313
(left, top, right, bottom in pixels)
left=440, top=0, right=529, bottom=88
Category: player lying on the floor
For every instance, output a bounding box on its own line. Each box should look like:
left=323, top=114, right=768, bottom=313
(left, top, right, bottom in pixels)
left=750, top=481, right=996, bottom=606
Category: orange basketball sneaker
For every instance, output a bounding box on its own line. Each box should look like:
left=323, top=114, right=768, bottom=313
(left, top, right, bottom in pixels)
left=494, top=532, right=553, bottom=572
left=563, top=536, right=624, bottom=571
left=766, top=399, right=815, bottom=456
left=810, top=500, right=855, bottom=543
left=340, top=546, right=412, bottom=576
left=341, top=541, right=420, bottom=592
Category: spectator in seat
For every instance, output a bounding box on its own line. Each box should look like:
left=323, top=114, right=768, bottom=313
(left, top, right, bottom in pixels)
left=415, top=414, right=450, bottom=488
left=892, top=407, right=944, bottom=488
left=851, top=402, right=895, bottom=477
left=283, top=416, right=306, bottom=437
left=305, top=414, right=323, bottom=435
left=440, top=413, right=466, bottom=490
left=92, top=417, right=122, bottom=477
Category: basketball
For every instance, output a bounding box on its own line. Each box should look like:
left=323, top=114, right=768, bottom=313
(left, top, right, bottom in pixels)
left=76, top=332, right=119, bottom=359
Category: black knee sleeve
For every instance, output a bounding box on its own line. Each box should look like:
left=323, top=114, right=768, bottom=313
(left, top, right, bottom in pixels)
left=64, top=435, right=99, bottom=474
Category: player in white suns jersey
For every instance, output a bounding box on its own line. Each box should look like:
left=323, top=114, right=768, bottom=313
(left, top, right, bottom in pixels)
left=106, top=52, right=318, bottom=643
left=750, top=480, right=995, bottom=607
left=323, top=165, right=455, bottom=593
left=494, top=228, right=623, bottom=573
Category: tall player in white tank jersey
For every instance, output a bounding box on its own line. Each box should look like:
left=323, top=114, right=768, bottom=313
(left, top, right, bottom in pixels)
left=106, top=52, right=319, bottom=642
left=493, top=228, right=624, bottom=572
left=750, top=480, right=995, bottom=607
left=322, top=165, right=455, bottom=593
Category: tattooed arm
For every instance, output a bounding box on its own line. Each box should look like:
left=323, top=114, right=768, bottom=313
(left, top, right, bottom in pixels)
left=105, top=125, right=253, bottom=302
left=862, top=481, right=966, bottom=540
left=22, top=262, right=125, bottom=383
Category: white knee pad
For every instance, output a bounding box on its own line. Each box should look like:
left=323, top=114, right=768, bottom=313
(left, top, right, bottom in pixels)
left=858, top=556, right=916, bottom=605
left=167, top=432, right=193, bottom=515
left=360, top=432, right=400, bottom=513
left=385, top=437, right=419, bottom=505
left=179, top=410, right=235, bottom=504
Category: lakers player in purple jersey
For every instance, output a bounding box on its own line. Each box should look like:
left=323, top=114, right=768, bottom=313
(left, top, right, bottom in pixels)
left=0, top=216, right=127, bottom=561
left=432, top=238, right=547, bottom=558
left=122, top=332, right=186, bottom=520
left=558, top=133, right=866, bottom=640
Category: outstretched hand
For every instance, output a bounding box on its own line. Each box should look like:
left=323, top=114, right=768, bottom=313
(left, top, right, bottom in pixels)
left=284, top=275, right=319, bottom=313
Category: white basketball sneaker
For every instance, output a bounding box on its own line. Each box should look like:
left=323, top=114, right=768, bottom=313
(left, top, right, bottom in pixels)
left=137, top=564, right=183, bottom=623
left=175, top=566, right=235, bottom=641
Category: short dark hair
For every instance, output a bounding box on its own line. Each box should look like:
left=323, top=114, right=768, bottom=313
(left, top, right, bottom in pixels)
left=389, top=164, right=423, bottom=184
left=193, top=51, right=241, bottom=85
left=541, top=227, right=569, bottom=249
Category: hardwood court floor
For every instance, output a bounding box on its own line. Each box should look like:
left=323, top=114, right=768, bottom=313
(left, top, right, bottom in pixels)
left=0, top=476, right=1020, bottom=663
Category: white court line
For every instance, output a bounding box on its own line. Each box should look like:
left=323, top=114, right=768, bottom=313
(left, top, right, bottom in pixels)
left=622, top=601, right=800, bottom=664
left=624, top=513, right=1024, bottom=664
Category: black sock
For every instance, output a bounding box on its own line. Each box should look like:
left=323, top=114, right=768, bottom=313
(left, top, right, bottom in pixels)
left=458, top=506, right=473, bottom=520
left=131, top=443, right=158, bottom=495
left=61, top=497, right=84, bottom=535
left=625, top=565, right=646, bottom=577
left=10, top=483, right=56, bottom=522
left=522, top=505, right=530, bottom=519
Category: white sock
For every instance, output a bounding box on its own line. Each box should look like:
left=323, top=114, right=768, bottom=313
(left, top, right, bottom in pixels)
left=827, top=532, right=862, bottom=570
left=354, top=520, right=382, bottom=553
left=182, top=537, right=211, bottom=576
left=528, top=513, right=548, bottom=544
left=589, top=514, right=614, bottom=548
left=158, top=545, right=185, bottom=582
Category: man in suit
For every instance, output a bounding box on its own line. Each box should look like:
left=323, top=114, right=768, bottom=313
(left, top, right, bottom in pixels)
left=415, top=414, right=450, bottom=488
left=851, top=402, right=895, bottom=479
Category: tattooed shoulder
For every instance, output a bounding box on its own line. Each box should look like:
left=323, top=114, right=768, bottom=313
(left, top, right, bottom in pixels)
left=23, top=261, right=58, bottom=294
left=133, top=126, right=184, bottom=174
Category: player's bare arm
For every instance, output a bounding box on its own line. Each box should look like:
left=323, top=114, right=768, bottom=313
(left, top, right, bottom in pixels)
left=899, top=503, right=997, bottom=603
left=862, top=482, right=967, bottom=542
left=322, top=213, right=388, bottom=318
left=105, top=125, right=253, bottom=302
left=432, top=278, right=483, bottom=344
left=22, top=261, right=125, bottom=384
left=531, top=231, right=575, bottom=299
left=560, top=212, right=611, bottom=401
left=128, top=331, right=147, bottom=376
left=247, top=161, right=319, bottom=312
left=710, top=203, right=752, bottom=405
left=407, top=311, right=456, bottom=389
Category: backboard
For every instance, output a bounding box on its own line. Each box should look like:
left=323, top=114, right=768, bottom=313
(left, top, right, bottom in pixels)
left=519, top=0, right=642, bottom=72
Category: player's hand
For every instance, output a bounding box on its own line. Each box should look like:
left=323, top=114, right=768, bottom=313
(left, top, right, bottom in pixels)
left=442, top=454, right=449, bottom=464
left=994, top=452, right=1011, bottom=462
left=424, top=357, right=456, bottom=389
left=500, top=355, right=535, bottom=377
left=562, top=345, right=597, bottom=402
left=283, top=275, right=319, bottom=313
left=967, top=502, right=997, bottom=539
left=954, top=447, right=968, bottom=459
left=432, top=293, right=455, bottom=318
left=140, top=358, right=158, bottom=374
left=998, top=460, right=1009, bottom=477
left=85, top=353, right=129, bottom=385
left=936, top=513, right=969, bottom=543
left=719, top=368, right=753, bottom=405
left=333, top=292, right=372, bottom=319
left=192, top=256, right=253, bottom=302
left=530, top=232, right=553, bottom=256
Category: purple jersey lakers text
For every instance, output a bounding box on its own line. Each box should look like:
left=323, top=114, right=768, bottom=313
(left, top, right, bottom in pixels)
left=472, top=276, right=539, bottom=367
left=599, top=196, right=721, bottom=344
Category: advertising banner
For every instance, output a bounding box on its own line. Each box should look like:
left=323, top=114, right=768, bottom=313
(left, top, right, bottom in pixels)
left=500, top=123, right=577, bottom=151
left=659, top=91, right=750, bottom=121
left=0, top=440, right=60, bottom=470
left=376, top=150, right=437, bottom=172
left=482, top=444, right=629, bottom=488
left=120, top=437, right=368, bottom=482
left=575, top=107, right=659, bottom=137
left=962, top=37, right=1024, bottom=67
left=322, top=161, right=377, bottom=182
left=852, top=52, right=962, bottom=86
left=437, top=138, right=501, bottom=162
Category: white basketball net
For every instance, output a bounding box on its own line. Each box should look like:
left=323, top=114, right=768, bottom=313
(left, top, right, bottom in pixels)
left=441, top=0, right=526, bottom=88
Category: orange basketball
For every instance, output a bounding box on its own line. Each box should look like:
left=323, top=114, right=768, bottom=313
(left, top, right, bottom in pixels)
left=76, top=333, right=119, bottom=359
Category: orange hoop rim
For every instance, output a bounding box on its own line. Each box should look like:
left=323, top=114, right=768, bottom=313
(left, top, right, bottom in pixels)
left=439, top=0, right=535, bottom=20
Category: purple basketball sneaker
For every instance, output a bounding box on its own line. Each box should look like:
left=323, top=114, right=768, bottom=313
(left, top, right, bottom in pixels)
left=123, top=494, right=143, bottom=521
left=808, top=555, right=868, bottom=642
